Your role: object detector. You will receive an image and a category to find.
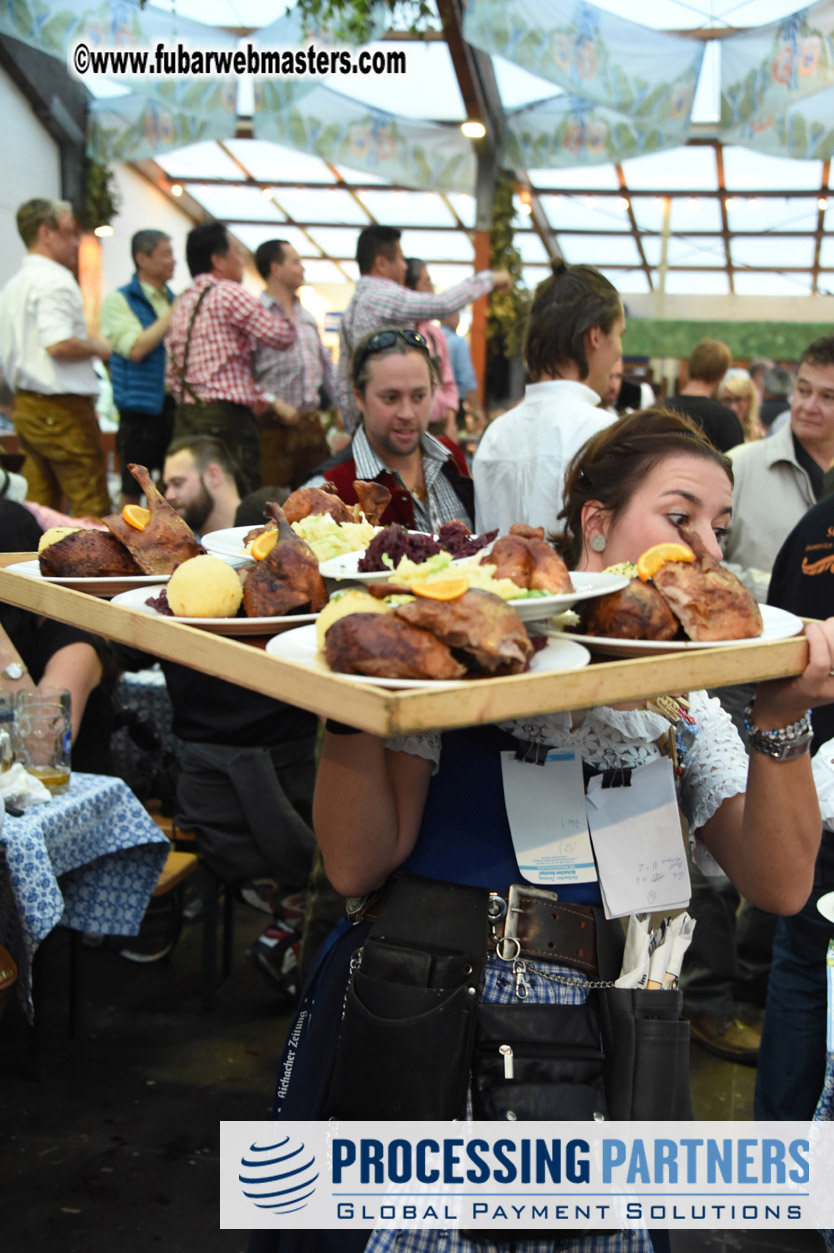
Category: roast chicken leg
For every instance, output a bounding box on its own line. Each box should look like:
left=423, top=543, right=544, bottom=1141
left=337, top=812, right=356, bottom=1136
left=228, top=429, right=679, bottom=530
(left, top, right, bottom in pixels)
left=243, top=503, right=328, bottom=617
left=104, top=463, right=203, bottom=574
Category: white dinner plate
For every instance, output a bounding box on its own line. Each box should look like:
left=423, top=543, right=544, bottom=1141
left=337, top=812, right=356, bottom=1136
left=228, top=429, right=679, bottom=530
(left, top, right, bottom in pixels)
left=318, top=562, right=630, bottom=615
left=817, top=892, right=834, bottom=924
left=555, top=603, right=804, bottom=656
left=203, top=522, right=382, bottom=566
left=4, top=559, right=171, bottom=599
left=111, top=586, right=317, bottom=636
left=507, top=571, right=631, bottom=623
left=264, top=623, right=591, bottom=689
left=202, top=524, right=261, bottom=562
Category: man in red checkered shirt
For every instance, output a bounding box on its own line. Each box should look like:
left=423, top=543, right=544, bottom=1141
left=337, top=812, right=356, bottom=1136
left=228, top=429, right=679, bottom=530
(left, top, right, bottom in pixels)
left=166, top=221, right=296, bottom=493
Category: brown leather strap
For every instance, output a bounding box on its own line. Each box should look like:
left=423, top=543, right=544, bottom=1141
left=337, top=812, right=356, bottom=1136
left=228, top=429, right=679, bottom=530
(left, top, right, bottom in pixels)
left=356, top=878, right=599, bottom=976
left=498, top=891, right=597, bottom=976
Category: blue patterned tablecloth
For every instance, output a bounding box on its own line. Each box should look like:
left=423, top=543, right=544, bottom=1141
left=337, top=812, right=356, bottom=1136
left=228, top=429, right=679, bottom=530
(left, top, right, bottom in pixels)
left=0, top=773, right=170, bottom=1016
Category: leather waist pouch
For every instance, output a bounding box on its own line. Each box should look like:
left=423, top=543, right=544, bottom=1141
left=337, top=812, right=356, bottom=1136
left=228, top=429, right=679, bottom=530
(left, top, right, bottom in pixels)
left=324, top=875, right=489, bottom=1121
left=471, top=1002, right=607, bottom=1122
left=466, top=1002, right=611, bottom=1248
left=598, top=985, right=692, bottom=1122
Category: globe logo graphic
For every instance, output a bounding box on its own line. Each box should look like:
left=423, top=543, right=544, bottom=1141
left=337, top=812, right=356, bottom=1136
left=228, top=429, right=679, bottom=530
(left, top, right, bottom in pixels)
left=239, top=1135, right=319, bottom=1215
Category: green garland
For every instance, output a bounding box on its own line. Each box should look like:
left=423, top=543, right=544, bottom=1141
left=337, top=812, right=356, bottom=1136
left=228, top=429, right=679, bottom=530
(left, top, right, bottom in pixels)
left=488, top=171, right=530, bottom=358
left=79, top=157, right=120, bottom=232
left=292, top=0, right=432, bottom=43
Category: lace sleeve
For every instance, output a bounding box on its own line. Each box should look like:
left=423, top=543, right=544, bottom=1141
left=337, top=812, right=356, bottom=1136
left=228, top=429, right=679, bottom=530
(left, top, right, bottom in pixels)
left=679, top=690, right=748, bottom=874
left=384, top=730, right=442, bottom=771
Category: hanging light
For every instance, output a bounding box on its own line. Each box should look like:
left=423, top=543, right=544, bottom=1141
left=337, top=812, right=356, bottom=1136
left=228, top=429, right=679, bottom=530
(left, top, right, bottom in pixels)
left=461, top=120, right=486, bottom=139
left=519, top=187, right=532, bottom=216
left=93, top=224, right=113, bottom=237
left=618, top=195, right=630, bottom=210
left=170, top=184, right=183, bottom=197
left=262, top=186, right=273, bottom=199
left=819, top=196, right=829, bottom=211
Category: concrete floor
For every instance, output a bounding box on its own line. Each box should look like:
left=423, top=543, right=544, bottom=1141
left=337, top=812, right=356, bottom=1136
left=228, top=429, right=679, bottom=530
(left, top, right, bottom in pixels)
left=0, top=904, right=827, bottom=1253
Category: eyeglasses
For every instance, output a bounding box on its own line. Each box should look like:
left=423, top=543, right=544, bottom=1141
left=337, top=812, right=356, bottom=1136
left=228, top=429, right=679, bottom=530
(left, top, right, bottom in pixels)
left=351, top=328, right=431, bottom=384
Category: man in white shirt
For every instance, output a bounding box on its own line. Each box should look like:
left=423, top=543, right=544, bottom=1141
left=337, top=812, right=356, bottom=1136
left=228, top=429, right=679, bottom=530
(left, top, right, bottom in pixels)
left=0, top=198, right=112, bottom=516
left=473, top=262, right=624, bottom=535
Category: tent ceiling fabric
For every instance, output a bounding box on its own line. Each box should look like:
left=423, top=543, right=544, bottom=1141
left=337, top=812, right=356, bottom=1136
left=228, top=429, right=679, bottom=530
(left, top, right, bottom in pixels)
left=2, top=0, right=833, bottom=295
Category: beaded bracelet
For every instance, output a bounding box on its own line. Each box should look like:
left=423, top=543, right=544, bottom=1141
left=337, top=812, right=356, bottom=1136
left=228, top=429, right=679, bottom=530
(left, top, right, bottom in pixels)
left=742, top=702, right=813, bottom=761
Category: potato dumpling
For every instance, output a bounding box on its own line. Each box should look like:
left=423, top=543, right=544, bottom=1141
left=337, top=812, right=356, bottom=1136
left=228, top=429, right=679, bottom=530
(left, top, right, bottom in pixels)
left=315, top=588, right=388, bottom=651
left=167, top=554, right=243, bottom=618
left=38, top=527, right=82, bottom=553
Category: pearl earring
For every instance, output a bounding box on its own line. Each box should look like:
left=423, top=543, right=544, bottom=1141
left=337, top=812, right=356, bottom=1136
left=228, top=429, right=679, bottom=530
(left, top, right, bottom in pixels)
left=589, top=534, right=607, bottom=553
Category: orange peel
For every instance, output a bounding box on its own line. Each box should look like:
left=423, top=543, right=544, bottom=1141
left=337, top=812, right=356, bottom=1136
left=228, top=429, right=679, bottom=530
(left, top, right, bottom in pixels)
left=636, top=542, right=695, bottom=582
left=122, top=504, right=150, bottom=531
left=411, top=577, right=469, bottom=601
left=250, top=529, right=278, bottom=561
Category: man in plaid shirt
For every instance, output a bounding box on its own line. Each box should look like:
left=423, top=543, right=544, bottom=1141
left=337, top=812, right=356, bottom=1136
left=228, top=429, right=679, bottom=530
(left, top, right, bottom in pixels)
left=253, top=239, right=337, bottom=489
left=166, top=221, right=295, bottom=493
left=336, top=225, right=511, bottom=433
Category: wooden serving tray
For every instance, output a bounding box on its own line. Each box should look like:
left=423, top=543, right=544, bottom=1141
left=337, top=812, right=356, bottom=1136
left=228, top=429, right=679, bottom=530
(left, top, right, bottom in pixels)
left=0, top=556, right=811, bottom=737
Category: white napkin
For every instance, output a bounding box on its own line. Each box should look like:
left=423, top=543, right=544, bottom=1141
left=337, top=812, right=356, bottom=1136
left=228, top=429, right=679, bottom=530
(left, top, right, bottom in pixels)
left=0, top=762, right=53, bottom=807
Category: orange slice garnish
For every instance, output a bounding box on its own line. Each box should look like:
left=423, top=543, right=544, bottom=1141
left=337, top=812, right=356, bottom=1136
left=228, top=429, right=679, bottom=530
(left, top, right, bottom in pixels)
left=636, top=542, right=695, bottom=582
left=122, top=504, right=150, bottom=530
left=411, top=577, right=469, bottom=601
left=250, top=529, right=278, bottom=561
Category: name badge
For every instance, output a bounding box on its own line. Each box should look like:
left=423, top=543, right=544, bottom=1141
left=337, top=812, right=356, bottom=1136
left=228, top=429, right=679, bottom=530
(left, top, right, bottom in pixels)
left=585, top=756, right=691, bottom=919
left=500, top=749, right=597, bottom=886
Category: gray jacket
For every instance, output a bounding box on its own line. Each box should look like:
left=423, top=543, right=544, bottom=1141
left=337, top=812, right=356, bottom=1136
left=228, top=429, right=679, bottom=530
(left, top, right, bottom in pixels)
left=725, top=420, right=815, bottom=594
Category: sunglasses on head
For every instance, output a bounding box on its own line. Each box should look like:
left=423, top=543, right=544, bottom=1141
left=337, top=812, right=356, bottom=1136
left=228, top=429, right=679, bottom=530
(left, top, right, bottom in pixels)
left=351, top=328, right=431, bottom=384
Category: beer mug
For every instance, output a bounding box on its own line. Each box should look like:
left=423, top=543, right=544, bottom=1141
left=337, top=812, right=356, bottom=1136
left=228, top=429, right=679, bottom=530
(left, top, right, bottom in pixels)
left=0, top=692, right=15, bottom=774
left=15, top=688, right=72, bottom=793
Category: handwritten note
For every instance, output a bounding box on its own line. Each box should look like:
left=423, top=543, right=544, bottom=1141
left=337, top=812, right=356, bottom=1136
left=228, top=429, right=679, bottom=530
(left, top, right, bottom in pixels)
left=585, top=757, right=691, bottom=919
left=501, top=750, right=598, bottom=886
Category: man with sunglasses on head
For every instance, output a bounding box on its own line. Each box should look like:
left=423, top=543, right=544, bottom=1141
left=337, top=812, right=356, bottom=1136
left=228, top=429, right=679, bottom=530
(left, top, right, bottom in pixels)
left=335, top=225, right=511, bottom=434
left=305, top=328, right=473, bottom=531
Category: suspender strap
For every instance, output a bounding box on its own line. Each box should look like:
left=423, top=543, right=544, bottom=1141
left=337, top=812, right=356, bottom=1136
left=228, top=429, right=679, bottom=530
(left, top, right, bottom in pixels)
left=173, top=283, right=215, bottom=403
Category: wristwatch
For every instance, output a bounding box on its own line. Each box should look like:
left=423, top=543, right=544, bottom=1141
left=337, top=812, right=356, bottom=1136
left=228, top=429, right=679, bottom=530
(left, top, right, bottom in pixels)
left=1, top=662, right=26, bottom=680
left=743, top=702, right=814, bottom=761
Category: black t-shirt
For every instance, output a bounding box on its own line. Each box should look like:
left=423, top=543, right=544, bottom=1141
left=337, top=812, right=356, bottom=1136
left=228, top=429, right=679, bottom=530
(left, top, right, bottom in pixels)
left=159, top=660, right=318, bottom=747
left=666, top=394, right=745, bottom=453
left=792, top=432, right=825, bottom=501
left=768, top=495, right=834, bottom=751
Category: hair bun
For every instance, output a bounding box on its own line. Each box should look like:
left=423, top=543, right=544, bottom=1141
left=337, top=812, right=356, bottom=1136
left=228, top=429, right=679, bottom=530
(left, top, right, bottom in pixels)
left=550, top=259, right=569, bottom=278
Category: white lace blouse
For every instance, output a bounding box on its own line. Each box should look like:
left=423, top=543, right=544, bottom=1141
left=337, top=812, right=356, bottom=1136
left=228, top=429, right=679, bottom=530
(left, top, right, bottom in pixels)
left=386, top=690, right=749, bottom=876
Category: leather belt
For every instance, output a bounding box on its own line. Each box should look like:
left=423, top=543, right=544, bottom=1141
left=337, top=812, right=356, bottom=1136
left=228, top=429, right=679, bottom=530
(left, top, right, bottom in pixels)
left=492, top=884, right=598, bottom=977
left=353, top=880, right=598, bottom=977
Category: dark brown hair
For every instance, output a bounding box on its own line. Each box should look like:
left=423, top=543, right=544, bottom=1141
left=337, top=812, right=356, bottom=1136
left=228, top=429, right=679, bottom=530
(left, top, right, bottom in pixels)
left=524, top=261, right=622, bottom=382
left=801, top=335, right=834, bottom=369
left=556, top=408, right=733, bottom=566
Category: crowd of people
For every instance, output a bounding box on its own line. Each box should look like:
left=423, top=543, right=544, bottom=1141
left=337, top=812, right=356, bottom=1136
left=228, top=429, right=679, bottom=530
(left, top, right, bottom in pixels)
left=3, top=193, right=834, bottom=1251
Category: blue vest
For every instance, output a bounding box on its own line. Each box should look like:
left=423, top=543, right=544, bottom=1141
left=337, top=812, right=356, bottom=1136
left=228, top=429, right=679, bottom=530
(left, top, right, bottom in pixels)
left=109, top=273, right=172, bottom=415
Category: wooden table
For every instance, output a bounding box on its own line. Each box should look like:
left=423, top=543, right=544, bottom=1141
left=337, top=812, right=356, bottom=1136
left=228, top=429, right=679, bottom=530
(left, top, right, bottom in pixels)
left=0, top=554, right=811, bottom=737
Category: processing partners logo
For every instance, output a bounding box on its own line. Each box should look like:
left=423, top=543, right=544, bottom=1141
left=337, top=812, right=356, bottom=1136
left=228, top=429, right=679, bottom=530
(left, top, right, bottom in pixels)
left=239, top=1133, right=319, bottom=1216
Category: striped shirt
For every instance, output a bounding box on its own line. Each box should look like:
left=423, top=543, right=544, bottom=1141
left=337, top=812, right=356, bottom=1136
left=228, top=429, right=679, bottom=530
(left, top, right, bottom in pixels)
left=307, top=424, right=473, bottom=532
left=254, top=292, right=337, bottom=411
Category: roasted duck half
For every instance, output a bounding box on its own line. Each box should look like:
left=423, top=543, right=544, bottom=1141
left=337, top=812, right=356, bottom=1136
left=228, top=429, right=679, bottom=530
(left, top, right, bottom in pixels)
left=324, top=613, right=467, bottom=681
left=395, top=589, right=533, bottom=675
left=104, top=464, right=203, bottom=574
left=578, top=580, right=680, bottom=641
left=353, top=480, right=391, bottom=525
left=39, top=529, right=142, bottom=577
left=651, top=530, right=763, bottom=642
left=243, top=503, right=327, bottom=617
left=482, top=524, right=572, bottom=595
